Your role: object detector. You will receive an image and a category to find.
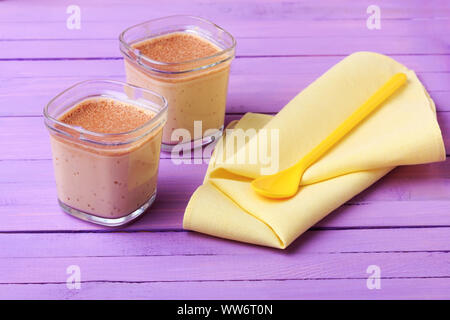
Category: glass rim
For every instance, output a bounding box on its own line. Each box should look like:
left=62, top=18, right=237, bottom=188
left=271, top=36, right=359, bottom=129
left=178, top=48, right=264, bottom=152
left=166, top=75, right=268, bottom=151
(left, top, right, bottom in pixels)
left=118, top=15, right=236, bottom=74
left=43, top=79, right=168, bottom=146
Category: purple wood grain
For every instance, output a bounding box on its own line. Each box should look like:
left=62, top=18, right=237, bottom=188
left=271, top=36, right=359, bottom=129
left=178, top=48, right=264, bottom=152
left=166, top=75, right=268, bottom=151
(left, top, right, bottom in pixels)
left=1, top=76, right=448, bottom=116
left=1, top=57, right=450, bottom=117
left=1, top=278, right=447, bottom=300
left=2, top=37, right=449, bottom=60
left=1, top=1, right=448, bottom=58
left=2, top=55, right=449, bottom=77
left=1, top=0, right=449, bottom=300
left=1, top=0, right=448, bottom=41
left=2, top=0, right=447, bottom=21
left=1, top=252, right=448, bottom=284
left=2, top=18, right=448, bottom=40
left=1, top=227, right=448, bottom=299
left=0, top=157, right=449, bottom=232
left=1, top=228, right=449, bottom=258
left=1, top=13, right=448, bottom=38
left=2, top=116, right=450, bottom=161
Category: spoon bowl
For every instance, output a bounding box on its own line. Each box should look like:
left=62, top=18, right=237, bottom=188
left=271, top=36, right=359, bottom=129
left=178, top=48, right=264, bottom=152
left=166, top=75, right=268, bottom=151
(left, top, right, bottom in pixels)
left=251, top=164, right=306, bottom=198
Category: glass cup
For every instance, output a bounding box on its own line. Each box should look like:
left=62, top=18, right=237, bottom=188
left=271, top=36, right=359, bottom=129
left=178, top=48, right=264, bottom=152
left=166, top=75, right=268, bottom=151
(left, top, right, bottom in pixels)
left=44, top=80, right=168, bottom=226
left=119, top=15, right=236, bottom=152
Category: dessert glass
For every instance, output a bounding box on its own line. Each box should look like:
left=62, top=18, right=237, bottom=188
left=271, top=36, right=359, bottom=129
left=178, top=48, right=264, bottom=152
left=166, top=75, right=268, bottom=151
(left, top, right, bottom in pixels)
left=44, top=80, right=168, bottom=226
left=119, top=15, right=236, bottom=151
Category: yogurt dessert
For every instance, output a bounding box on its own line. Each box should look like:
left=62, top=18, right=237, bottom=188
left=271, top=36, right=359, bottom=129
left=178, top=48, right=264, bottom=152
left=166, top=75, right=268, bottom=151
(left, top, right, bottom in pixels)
left=44, top=80, right=167, bottom=226
left=120, top=16, right=236, bottom=151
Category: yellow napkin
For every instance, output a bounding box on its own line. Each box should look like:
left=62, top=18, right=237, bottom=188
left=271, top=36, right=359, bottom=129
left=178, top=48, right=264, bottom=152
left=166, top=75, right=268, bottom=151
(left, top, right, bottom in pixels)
left=183, top=51, right=446, bottom=249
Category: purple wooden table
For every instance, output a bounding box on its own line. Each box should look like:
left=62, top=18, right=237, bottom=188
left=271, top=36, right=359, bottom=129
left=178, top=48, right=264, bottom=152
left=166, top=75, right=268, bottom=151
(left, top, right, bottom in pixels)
left=0, top=0, right=449, bottom=299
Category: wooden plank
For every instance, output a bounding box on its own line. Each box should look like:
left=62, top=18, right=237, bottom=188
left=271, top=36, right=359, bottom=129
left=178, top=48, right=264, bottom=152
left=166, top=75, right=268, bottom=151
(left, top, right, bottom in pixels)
left=1, top=0, right=448, bottom=57
left=0, top=58, right=449, bottom=118
left=2, top=55, right=449, bottom=78
left=1, top=228, right=449, bottom=258
left=1, top=0, right=447, bottom=25
left=0, top=0, right=448, bottom=301
left=1, top=18, right=449, bottom=40
left=0, top=252, right=448, bottom=283
left=0, top=229, right=448, bottom=298
left=1, top=115, right=449, bottom=161
left=1, top=75, right=448, bottom=116
left=1, top=278, right=448, bottom=299
left=0, top=157, right=449, bottom=232
left=2, top=36, right=449, bottom=60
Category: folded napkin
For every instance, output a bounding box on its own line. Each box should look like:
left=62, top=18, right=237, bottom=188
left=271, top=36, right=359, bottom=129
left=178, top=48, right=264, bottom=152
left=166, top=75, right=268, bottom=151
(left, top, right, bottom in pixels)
left=183, top=51, right=446, bottom=249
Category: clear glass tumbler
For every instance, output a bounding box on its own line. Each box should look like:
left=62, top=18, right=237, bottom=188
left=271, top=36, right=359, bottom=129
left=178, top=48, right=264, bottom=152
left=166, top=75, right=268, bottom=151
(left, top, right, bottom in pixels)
left=119, top=15, right=236, bottom=151
left=44, top=80, right=168, bottom=226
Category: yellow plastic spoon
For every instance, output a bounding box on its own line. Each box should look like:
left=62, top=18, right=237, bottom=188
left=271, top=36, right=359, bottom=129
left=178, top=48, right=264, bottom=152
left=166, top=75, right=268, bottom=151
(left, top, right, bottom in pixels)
left=251, top=72, right=407, bottom=199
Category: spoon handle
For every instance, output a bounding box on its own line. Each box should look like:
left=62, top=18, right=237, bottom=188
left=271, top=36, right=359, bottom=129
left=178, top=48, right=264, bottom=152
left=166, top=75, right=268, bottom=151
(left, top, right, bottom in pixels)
left=297, top=73, right=407, bottom=170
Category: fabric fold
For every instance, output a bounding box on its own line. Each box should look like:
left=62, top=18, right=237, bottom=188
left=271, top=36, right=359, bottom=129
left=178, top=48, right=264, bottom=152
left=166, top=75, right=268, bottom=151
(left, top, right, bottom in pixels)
left=183, top=51, right=446, bottom=249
